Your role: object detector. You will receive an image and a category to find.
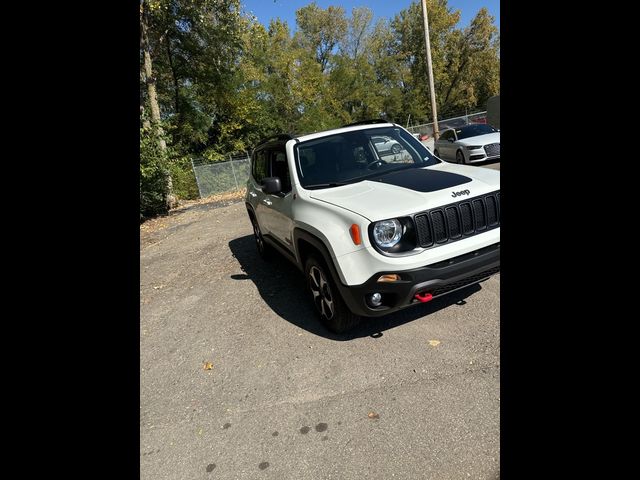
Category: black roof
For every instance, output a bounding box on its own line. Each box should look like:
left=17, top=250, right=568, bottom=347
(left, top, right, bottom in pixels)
left=255, top=133, right=295, bottom=148
left=254, top=119, right=396, bottom=150
left=341, top=119, right=393, bottom=128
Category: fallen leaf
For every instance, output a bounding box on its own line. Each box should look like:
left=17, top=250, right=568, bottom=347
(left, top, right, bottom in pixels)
left=203, top=362, right=214, bottom=370
left=367, top=411, right=380, bottom=419
left=428, top=340, right=441, bottom=347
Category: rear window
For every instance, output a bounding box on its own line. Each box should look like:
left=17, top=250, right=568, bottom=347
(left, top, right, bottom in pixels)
left=252, top=149, right=269, bottom=183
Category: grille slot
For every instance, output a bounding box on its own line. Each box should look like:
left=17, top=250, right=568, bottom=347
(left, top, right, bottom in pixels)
left=486, top=195, right=498, bottom=226
left=473, top=199, right=487, bottom=230
left=414, top=191, right=500, bottom=248
left=431, top=210, right=447, bottom=243
left=460, top=202, right=474, bottom=235
left=414, top=214, right=433, bottom=247
left=445, top=207, right=461, bottom=238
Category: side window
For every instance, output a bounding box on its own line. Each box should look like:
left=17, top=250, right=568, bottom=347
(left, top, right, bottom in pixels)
left=440, top=130, right=451, bottom=141
left=269, top=148, right=292, bottom=194
left=252, top=149, right=268, bottom=183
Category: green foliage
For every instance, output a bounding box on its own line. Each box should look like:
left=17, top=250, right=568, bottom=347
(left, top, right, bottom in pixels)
left=168, top=155, right=200, bottom=200
left=294, top=2, right=348, bottom=73
left=389, top=2, right=500, bottom=119
left=140, top=126, right=170, bottom=219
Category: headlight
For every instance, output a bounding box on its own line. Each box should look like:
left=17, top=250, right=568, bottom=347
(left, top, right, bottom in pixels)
left=466, top=145, right=482, bottom=150
left=373, top=219, right=403, bottom=248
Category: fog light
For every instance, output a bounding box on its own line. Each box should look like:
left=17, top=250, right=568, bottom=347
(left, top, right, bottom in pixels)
left=368, top=292, right=383, bottom=307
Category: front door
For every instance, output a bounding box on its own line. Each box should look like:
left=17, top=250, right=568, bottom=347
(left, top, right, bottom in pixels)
left=263, top=147, right=295, bottom=253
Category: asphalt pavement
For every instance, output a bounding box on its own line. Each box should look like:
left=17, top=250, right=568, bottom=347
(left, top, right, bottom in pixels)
left=140, top=161, right=500, bottom=479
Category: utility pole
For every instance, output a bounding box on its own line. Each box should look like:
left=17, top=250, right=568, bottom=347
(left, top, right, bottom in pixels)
left=420, top=0, right=440, bottom=140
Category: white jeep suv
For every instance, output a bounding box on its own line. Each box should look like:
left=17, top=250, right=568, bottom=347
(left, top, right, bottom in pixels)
left=245, top=120, right=500, bottom=333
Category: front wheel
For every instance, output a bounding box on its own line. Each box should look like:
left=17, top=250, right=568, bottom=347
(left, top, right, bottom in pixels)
left=456, top=150, right=466, bottom=164
left=305, top=256, right=360, bottom=334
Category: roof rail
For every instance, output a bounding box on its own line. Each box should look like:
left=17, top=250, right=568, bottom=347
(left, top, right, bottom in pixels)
left=255, top=133, right=295, bottom=147
left=341, top=119, right=392, bottom=128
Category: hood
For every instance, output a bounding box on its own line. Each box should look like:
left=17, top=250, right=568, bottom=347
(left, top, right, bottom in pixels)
left=457, top=132, right=500, bottom=145
left=308, top=162, right=500, bottom=222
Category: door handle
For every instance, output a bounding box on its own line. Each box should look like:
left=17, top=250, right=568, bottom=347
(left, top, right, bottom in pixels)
left=249, top=191, right=257, bottom=198
left=262, top=198, right=272, bottom=206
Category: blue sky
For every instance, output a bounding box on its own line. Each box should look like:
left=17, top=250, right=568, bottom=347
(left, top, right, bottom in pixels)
left=241, top=0, right=500, bottom=31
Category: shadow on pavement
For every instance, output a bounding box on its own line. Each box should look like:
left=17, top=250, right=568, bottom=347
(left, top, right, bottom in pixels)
left=228, top=234, right=483, bottom=341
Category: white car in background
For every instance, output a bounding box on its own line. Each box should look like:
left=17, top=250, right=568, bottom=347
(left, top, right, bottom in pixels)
left=371, top=135, right=403, bottom=155
left=433, top=124, right=500, bottom=164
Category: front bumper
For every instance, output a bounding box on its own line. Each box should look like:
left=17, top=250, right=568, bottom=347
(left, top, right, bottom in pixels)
left=467, top=152, right=500, bottom=163
left=467, top=144, right=500, bottom=163
left=335, top=242, right=500, bottom=317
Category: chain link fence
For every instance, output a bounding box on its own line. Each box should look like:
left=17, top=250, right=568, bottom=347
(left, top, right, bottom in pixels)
left=406, top=111, right=488, bottom=138
left=191, top=152, right=250, bottom=198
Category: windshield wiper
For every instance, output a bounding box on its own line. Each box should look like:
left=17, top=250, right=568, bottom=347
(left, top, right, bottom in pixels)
left=304, top=182, right=348, bottom=190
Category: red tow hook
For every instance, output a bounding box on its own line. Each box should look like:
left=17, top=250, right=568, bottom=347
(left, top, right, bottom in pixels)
left=414, top=292, right=433, bottom=303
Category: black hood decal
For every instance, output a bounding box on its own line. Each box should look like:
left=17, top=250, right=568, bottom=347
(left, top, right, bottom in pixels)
left=371, top=168, right=472, bottom=193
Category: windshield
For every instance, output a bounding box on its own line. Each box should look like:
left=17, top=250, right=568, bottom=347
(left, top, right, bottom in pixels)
left=294, top=127, right=439, bottom=189
left=455, top=124, right=497, bottom=139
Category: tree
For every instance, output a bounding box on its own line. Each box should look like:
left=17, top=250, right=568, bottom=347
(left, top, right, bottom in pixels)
left=140, top=0, right=175, bottom=209
left=389, top=1, right=499, bottom=121
left=294, top=2, right=347, bottom=74
left=330, top=7, right=384, bottom=121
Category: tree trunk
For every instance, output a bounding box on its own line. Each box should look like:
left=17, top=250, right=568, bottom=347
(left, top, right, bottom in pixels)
left=141, top=1, right=176, bottom=209
left=167, top=38, right=180, bottom=119
left=140, top=105, right=151, bottom=130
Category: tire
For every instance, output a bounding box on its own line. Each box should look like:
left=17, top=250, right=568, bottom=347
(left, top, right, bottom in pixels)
left=250, top=214, right=271, bottom=260
left=456, top=150, right=466, bottom=164
left=433, top=149, right=440, bottom=158
left=391, top=143, right=402, bottom=154
left=305, top=256, right=360, bottom=334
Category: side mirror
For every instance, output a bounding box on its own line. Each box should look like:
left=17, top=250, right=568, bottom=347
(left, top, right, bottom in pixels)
left=448, top=137, right=454, bottom=142
left=262, top=177, right=282, bottom=194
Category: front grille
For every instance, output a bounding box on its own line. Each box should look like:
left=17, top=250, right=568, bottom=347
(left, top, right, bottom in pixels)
left=429, top=266, right=500, bottom=298
left=414, top=191, right=500, bottom=248
left=484, top=143, right=500, bottom=157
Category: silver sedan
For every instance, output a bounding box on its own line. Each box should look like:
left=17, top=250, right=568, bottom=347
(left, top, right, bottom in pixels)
left=433, top=124, right=500, bottom=164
